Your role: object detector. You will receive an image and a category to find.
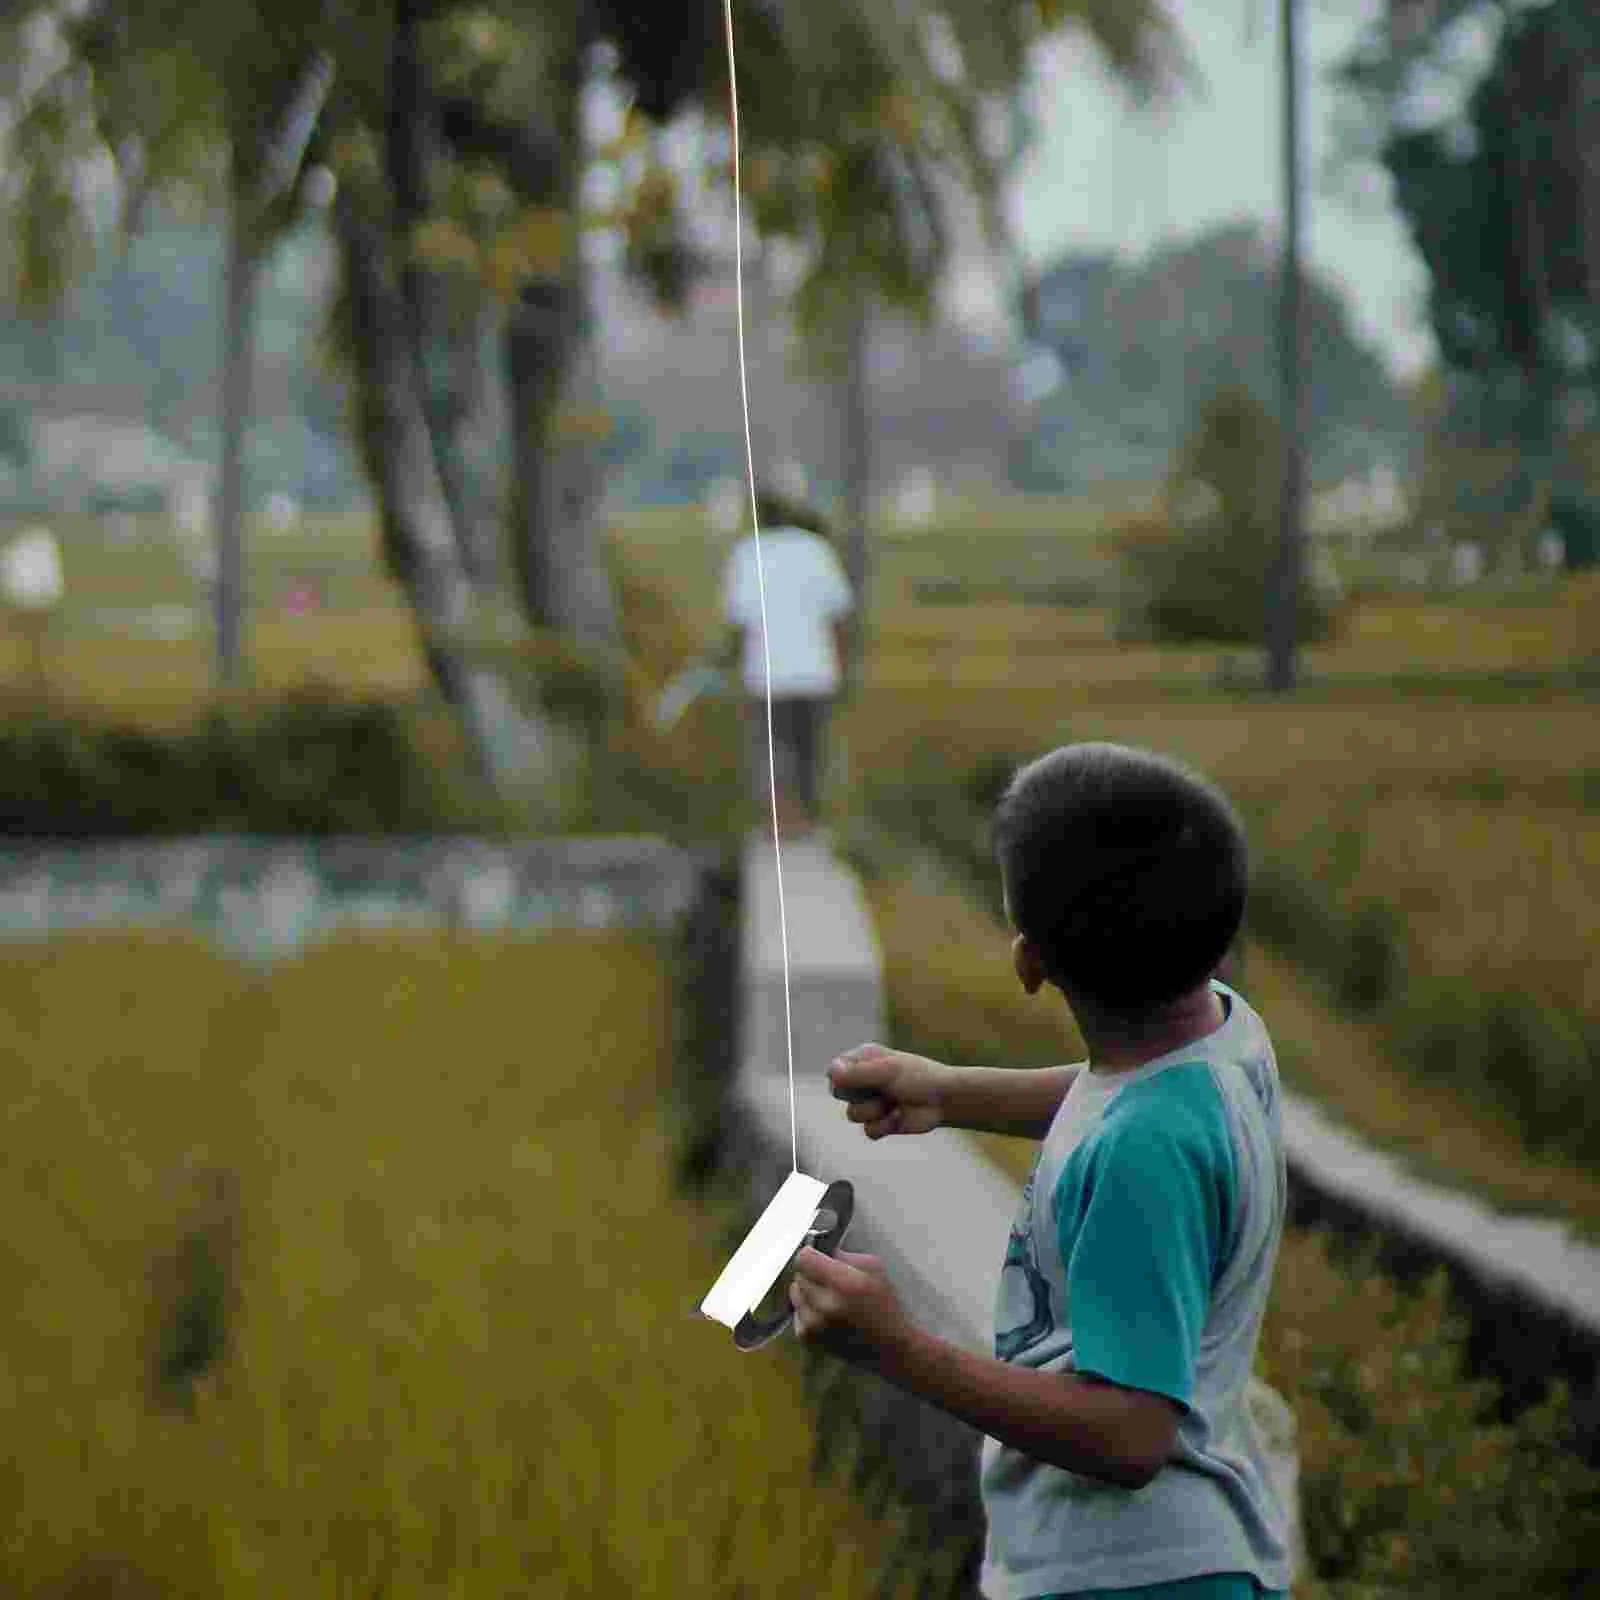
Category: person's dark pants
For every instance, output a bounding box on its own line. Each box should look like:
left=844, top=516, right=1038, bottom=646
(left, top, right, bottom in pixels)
left=747, top=697, right=829, bottom=819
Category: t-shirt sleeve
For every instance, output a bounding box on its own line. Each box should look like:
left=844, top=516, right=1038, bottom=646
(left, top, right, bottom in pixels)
left=721, top=542, right=754, bottom=625
left=1055, top=1106, right=1231, bottom=1408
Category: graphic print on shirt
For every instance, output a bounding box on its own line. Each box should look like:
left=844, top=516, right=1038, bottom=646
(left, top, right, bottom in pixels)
left=995, top=1169, right=1054, bottom=1361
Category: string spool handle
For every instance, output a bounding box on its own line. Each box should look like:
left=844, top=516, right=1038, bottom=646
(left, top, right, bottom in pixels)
left=732, top=1179, right=855, bottom=1351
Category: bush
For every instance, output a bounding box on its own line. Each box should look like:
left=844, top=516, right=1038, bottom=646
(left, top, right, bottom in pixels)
left=1393, top=981, right=1600, bottom=1162
left=0, top=691, right=497, bottom=836
left=1262, top=1229, right=1600, bottom=1598
left=1119, top=386, right=1339, bottom=646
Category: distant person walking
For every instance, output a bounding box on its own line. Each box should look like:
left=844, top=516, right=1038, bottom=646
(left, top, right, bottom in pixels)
left=720, top=489, right=854, bottom=832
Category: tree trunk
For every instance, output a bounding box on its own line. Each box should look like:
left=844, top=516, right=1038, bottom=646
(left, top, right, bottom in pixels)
left=500, top=42, right=618, bottom=658
left=424, top=48, right=620, bottom=656
left=337, top=196, right=562, bottom=800
left=214, top=186, right=254, bottom=687
left=388, top=0, right=502, bottom=593
left=505, top=270, right=618, bottom=653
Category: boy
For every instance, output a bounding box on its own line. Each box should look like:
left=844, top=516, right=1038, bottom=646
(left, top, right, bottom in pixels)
left=790, top=742, right=1290, bottom=1600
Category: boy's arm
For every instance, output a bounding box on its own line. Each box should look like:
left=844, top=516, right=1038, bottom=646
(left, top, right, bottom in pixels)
left=831, top=1048, right=1078, bottom=1143
left=882, top=1327, right=1180, bottom=1489
left=941, top=1063, right=1079, bottom=1142
left=792, top=1248, right=1179, bottom=1489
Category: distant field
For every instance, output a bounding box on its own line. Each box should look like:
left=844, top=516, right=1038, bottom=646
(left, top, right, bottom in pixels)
left=4, top=501, right=1594, bottom=704
left=0, top=930, right=923, bottom=1598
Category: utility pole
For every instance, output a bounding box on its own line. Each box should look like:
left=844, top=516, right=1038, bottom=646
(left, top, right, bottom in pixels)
left=1266, top=0, right=1305, bottom=693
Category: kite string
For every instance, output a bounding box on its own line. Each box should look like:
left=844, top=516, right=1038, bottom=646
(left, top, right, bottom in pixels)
left=723, top=0, right=799, bottom=1174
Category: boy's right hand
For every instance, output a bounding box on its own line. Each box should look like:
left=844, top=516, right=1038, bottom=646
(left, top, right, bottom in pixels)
left=828, top=1044, right=947, bottom=1139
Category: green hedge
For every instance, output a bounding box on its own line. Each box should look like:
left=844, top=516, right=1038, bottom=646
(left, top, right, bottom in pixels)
left=0, top=693, right=498, bottom=837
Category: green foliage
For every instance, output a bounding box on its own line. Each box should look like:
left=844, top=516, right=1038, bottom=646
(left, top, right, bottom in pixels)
left=0, top=404, right=29, bottom=471
left=1245, top=859, right=1404, bottom=1021
left=1394, top=980, right=1600, bottom=1163
left=1120, top=386, right=1339, bottom=646
left=154, top=1231, right=230, bottom=1411
left=0, top=691, right=496, bottom=836
left=1020, top=225, right=1414, bottom=492
left=1268, top=1233, right=1600, bottom=1599
left=1370, top=3, right=1600, bottom=386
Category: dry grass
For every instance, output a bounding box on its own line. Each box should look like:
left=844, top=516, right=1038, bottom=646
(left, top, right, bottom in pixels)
left=864, top=868, right=1600, bottom=1236
left=0, top=609, right=432, bottom=725
left=0, top=930, right=918, bottom=1597
left=1240, top=942, right=1600, bottom=1227
left=1299, top=798, right=1598, bottom=1021
left=843, top=689, right=1600, bottom=796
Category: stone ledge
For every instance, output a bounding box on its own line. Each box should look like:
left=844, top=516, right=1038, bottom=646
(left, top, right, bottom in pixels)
left=1282, top=1094, right=1600, bottom=1340
left=0, top=836, right=700, bottom=962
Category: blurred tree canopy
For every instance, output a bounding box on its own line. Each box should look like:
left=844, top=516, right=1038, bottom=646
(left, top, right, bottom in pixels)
left=1015, top=223, right=1413, bottom=494
left=1350, top=2, right=1599, bottom=386
left=1340, top=1, right=1600, bottom=558
left=0, top=0, right=1183, bottom=791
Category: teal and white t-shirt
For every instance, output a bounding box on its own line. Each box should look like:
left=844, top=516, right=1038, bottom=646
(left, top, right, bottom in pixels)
left=979, top=982, right=1290, bottom=1600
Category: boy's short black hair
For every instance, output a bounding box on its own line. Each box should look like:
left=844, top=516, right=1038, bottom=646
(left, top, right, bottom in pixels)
left=992, top=742, right=1248, bottom=1014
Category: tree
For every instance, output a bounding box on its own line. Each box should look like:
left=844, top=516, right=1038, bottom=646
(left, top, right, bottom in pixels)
left=1119, top=385, right=1338, bottom=646
left=1, top=0, right=1184, bottom=801
left=1017, top=224, right=1412, bottom=492
left=1339, top=0, right=1600, bottom=555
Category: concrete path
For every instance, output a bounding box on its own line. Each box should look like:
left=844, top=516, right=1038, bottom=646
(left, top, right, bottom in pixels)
left=738, top=833, right=1022, bottom=1346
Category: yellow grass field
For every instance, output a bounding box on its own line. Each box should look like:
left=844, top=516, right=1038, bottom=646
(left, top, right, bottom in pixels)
left=863, top=867, right=1600, bottom=1234
left=0, top=931, right=919, bottom=1598
left=1248, top=787, right=1600, bottom=1026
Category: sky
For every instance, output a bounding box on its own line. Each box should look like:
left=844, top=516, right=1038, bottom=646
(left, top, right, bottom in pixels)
left=1006, top=0, right=1439, bottom=379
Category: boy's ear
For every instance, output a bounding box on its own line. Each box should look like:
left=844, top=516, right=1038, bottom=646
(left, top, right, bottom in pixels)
left=1012, top=933, right=1046, bottom=996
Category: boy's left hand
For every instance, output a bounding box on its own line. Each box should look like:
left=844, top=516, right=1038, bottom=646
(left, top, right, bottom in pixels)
left=790, top=1247, right=914, bottom=1367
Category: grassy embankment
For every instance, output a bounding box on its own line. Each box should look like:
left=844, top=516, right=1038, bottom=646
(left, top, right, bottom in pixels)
left=0, top=930, right=923, bottom=1597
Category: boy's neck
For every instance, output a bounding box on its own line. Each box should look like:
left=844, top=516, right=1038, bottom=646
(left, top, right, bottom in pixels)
left=1075, top=983, right=1226, bottom=1076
